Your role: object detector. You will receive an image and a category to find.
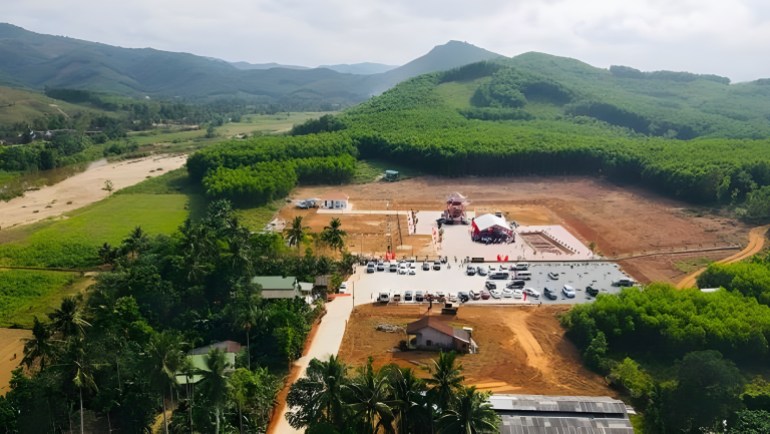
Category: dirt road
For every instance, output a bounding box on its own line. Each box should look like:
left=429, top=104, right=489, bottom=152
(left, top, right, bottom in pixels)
left=676, top=225, right=769, bottom=289
left=0, top=328, right=31, bottom=396
left=0, top=154, right=187, bottom=229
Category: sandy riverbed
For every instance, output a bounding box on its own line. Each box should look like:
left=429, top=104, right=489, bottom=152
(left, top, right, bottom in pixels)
left=0, top=154, right=187, bottom=229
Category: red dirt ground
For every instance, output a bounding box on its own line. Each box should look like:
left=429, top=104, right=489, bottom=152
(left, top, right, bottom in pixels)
left=337, top=304, right=615, bottom=397
left=279, top=176, right=748, bottom=283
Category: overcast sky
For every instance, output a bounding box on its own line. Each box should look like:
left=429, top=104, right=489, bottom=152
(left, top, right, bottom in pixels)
left=6, top=0, right=770, bottom=82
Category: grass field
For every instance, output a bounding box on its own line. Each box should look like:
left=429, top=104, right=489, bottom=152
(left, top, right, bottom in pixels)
left=0, top=269, right=79, bottom=328
left=352, top=159, right=424, bottom=184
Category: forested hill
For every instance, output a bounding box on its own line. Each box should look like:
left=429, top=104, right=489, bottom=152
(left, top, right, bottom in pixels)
left=0, top=24, right=499, bottom=107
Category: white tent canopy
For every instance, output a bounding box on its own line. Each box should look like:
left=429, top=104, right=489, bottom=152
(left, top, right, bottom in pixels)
left=473, top=214, right=510, bottom=232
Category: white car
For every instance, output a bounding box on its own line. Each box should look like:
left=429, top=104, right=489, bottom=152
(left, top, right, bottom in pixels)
left=562, top=285, right=576, bottom=298
left=489, top=289, right=502, bottom=299
left=398, top=265, right=408, bottom=275
left=408, top=268, right=416, bottom=275
left=512, top=289, right=524, bottom=299
left=523, top=287, right=541, bottom=298
left=339, top=282, right=348, bottom=293
left=502, top=288, right=514, bottom=298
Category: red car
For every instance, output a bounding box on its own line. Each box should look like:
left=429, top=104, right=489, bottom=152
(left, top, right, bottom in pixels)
left=480, top=289, right=491, bottom=300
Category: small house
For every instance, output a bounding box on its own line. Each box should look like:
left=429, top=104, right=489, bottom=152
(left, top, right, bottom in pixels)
left=175, top=341, right=240, bottom=385
left=321, top=192, right=349, bottom=210
left=251, top=276, right=314, bottom=304
left=406, top=316, right=477, bottom=353
left=384, top=170, right=399, bottom=182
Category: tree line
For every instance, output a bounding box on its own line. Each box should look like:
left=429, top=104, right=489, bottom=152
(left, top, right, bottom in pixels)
left=286, top=352, right=500, bottom=434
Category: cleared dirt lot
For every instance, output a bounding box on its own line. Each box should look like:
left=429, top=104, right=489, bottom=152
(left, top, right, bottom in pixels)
left=0, top=328, right=30, bottom=396
left=338, top=304, right=614, bottom=397
left=284, top=176, right=747, bottom=283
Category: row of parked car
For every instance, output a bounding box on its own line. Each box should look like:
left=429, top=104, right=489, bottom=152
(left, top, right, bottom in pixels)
left=367, top=258, right=448, bottom=274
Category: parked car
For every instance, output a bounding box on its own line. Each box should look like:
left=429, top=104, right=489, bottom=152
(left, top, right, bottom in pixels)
left=469, top=290, right=481, bottom=300
left=466, top=265, right=477, bottom=276
left=507, top=279, right=526, bottom=289
left=515, top=263, right=530, bottom=270
left=398, top=264, right=408, bottom=275
left=404, top=290, right=414, bottom=302
left=449, top=293, right=458, bottom=303
left=392, top=292, right=401, bottom=302
left=338, top=282, right=348, bottom=293
left=367, top=262, right=376, bottom=273
left=548, top=271, right=559, bottom=280
left=612, top=278, right=636, bottom=287
left=415, top=290, right=425, bottom=302
left=499, top=264, right=508, bottom=270
left=408, top=268, right=416, bottom=275
left=422, top=262, right=431, bottom=271
left=523, top=287, right=541, bottom=298
left=433, top=261, right=442, bottom=270
left=489, top=272, right=510, bottom=280
left=485, top=281, right=497, bottom=290
left=480, top=289, right=491, bottom=300
left=502, top=288, right=514, bottom=298
left=586, top=286, right=600, bottom=296
left=516, top=271, right=532, bottom=280
left=389, top=262, right=398, bottom=272
left=457, top=291, right=470, bottom=303
left=512, top=289, right=524, bottom=299
left=376, top=261, right=385, bottom=272
left=489, top=289, right=502, bottom=299
left=477, top=266, right=488, bottom=276
left=562, top=285, right=576, bottom=298
left=378, top=292, right=390, bottom=303
left=544, top=287, right=558, bottom=300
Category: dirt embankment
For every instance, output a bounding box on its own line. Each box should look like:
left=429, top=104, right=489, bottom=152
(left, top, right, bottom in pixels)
left=0, top=328, right=31, bottom=396
left=338, top=304, right=614, bottom=397
left=0, top=154, right=187, bottom=229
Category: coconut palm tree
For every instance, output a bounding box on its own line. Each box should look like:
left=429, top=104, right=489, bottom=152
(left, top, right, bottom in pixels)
left=48, top=296, right=90, bottom=339
left=145, top=331, right=186, bottom=434
left=320, top=218, right=347, bottom=253
left=22, top=316, right=57, bottom=371
left=426, top=352, right=465, bottom=411
left=435, top=387, right=500, bottom=434
left=390, top=367, right=433, bottom=434
left=286, top=355, right=349, bottom=430
left=229, top=284, right=262, bottom=369
left=344, top=360, right=398, bottom=434
left=198, top=348, right=231, bottom=434
left=285, top=216, right=309, bottom=252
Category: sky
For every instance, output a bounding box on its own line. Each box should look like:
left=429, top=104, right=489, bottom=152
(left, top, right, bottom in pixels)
left=5, top=0, right=770, bottom=82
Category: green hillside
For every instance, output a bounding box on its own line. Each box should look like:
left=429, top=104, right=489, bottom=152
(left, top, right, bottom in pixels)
left=0, top=86, right=99, bottom=125
left=187, top=58, right=770, bottom=209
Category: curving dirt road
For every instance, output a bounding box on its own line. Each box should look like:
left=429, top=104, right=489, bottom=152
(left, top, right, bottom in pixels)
left=676, top=225, right=769, bottom=289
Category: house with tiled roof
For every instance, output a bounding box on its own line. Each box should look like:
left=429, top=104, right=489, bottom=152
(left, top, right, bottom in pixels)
left=406, top=316, right=477, bottom=353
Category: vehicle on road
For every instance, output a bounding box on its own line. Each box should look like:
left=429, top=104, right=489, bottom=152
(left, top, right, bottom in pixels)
left=422, top=262, right=430, bottom=271
left=378, top=292, right=390, bottom=303
left=480, top=289, right=491, bottom=300
left=548, top=271, right=559, bottom=280
left=544, top=287, right=558, bottom=300
left=523, top=287, right=541, bottom=298
left=339, top=282, right=348, bottom=293
left=415, top=290, right=425, bottom=302
left=477, top=266, right=488, bottom=276
left=466, top=265, right=477, bottom=276
left=404, top=290, right=413, bottom=302
left=485, top=281, right=497, bottom=290
left=562, top=285, right=576, bottom=298
left=586, top=286, right=600, bottom=296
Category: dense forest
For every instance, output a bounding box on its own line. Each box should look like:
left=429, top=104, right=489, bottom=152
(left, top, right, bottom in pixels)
left=561, top=282, right=770, bottom=433
left=0, top=200, right=357, bottom=433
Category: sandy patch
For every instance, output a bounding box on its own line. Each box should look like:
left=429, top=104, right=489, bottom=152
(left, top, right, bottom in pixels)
left=0, top=154, right=187, bottom=229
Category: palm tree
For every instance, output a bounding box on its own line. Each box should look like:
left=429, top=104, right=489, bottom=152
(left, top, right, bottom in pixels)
left=198, top=348, right=231, bottom=434
left=48, top=296, right=90, bottom=339
left=390, top=367, right=432, bottom=434
left=435, top=387, right=500, bottom=434
left=344, top=360, right=398, bottom=433
left=320, top=218, right=347, bottom=252
left=426, top=352, right=465, bottom=411
left=146, top=331, right=186, bottom=434
left=121, top=226, right=149, bottom=261
left=71, top=343, right=98, bottom=434
left=22, top=316, right=56, bottom=371
left=285, top=216, right=309, bottom=252
left=229, top=285, right=262, bottom=369
left=286, top=355, right=349, bottom=430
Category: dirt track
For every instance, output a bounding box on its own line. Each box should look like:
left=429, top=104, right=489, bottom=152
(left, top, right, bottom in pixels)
left=338, top=304, right=614, bottom=397
left=0, top=328, right=30, bottom=396
left=676, top=225, right=769, bottom=289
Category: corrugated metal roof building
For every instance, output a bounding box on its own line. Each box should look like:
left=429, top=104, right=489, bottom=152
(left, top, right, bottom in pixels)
left=490, top=394, right=634, bottom=434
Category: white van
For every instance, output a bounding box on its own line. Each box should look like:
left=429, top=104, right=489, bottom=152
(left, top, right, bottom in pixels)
left=515, top=263, right=530, bottom=270
left=516, top=271, right=532, bottom=280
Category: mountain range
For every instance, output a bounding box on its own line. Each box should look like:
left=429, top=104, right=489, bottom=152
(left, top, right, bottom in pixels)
left=0, top=23, right=500, bottom=107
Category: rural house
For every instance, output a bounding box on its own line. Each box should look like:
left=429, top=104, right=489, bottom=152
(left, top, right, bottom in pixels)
left=250, top=275, right=314, bottom=304
left=406, top=316, right=477, bottom=353
left=321, top=192, right=349, bottom=210
left=175, top=341, right=240, bottom=385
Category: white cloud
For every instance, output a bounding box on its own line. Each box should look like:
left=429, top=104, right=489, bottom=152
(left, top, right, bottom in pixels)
left=4, top=0, right=770, bottom=81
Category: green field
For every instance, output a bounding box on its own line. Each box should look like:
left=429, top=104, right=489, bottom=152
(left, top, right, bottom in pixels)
left=352, top=159, right=424, bottom=184
left=0, top=269, right=79, bottom=328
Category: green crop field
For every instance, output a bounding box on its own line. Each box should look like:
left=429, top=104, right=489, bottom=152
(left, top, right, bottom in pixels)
left=0, top=269, right=79, bottom=328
